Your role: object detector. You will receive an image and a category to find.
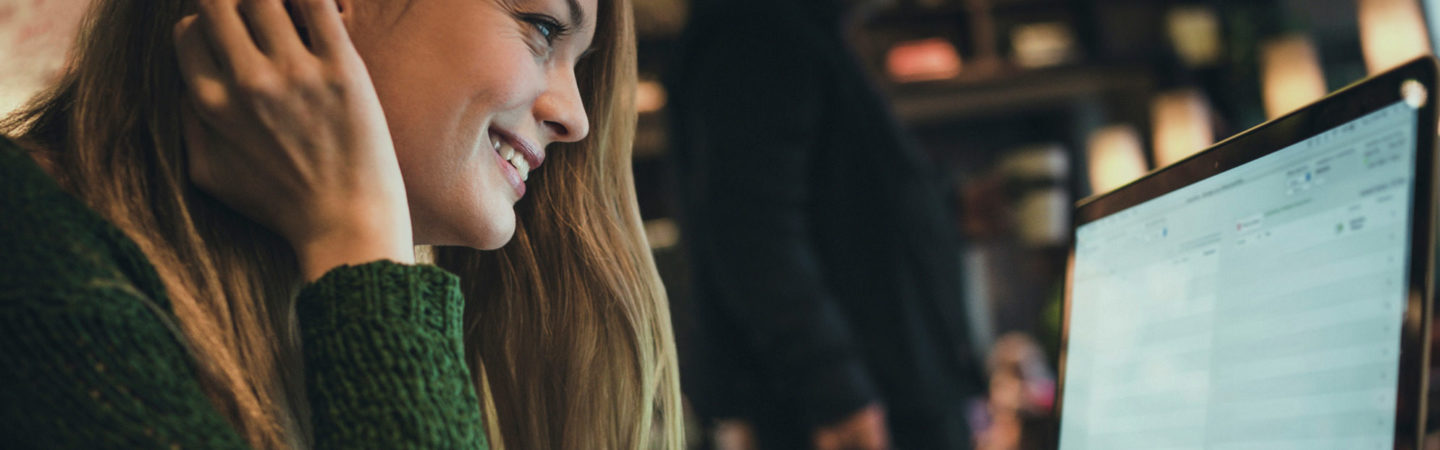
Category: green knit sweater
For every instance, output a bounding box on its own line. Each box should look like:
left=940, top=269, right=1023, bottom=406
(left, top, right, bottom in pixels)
left=0, top=139, right=489, bottom=449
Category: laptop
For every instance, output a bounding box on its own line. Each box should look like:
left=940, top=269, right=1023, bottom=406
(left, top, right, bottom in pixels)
left=1056, top=57, right=1439, bottom=449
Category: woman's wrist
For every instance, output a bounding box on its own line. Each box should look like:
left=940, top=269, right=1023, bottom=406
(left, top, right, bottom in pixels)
left=295, top=218, right=415, bottom=282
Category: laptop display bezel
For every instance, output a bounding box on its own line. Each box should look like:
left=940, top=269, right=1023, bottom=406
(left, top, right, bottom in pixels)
left=1057, top=57, right=1437, bottom=448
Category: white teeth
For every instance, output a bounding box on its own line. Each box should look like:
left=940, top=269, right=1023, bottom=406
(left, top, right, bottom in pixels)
left=510, top=154, right=530, bottom=181
left=496, top=141, right=530, bottom=181
left=492, top=132, right=532, bottom=183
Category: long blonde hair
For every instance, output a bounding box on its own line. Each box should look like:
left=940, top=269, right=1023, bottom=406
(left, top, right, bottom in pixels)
left=2, top=0, right=682, bottom=448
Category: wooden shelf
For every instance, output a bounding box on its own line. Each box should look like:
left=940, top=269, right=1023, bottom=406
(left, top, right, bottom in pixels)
left=888, top=64, right=1153, bottom=125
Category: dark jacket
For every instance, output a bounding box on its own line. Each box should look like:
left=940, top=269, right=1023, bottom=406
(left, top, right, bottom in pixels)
left=667, top=0, right=983, bottom=447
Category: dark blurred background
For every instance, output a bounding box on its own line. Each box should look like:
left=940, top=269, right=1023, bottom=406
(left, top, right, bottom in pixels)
left=3, top=0, right=1438, bottom=448
left=625, top=0, right=1438, bottom=448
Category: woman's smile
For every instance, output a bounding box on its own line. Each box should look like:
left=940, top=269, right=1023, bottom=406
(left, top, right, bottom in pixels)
left=487, top=126, right=546, bottom=199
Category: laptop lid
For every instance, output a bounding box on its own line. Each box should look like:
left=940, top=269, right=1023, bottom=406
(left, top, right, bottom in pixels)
left=1057, top=57, right=1438, bottom=449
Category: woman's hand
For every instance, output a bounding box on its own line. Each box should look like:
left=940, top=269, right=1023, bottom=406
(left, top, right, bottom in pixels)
left=174, top=0, right=413, bottom=281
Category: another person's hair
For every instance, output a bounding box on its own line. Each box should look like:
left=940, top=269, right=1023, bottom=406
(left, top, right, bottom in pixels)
left=1, top=0, right=682, bottom=449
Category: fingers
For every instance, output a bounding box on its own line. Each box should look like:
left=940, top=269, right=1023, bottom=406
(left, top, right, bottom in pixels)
left=291, top=0, right=352, bottom=57
left=174, top=15, right=231, bottom=115
left=239, top=0, right=308, bottom=58
left=181, top=98, right=225, bottom=196
left=196, top=0, right=265, bottom=73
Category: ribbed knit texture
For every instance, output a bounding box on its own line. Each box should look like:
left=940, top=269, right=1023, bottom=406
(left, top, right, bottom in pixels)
left=0, top=138, right=488, bottom=449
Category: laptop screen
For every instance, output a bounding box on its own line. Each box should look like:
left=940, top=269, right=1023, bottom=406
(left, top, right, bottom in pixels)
left=1060, top=100, right=1420, bottom=449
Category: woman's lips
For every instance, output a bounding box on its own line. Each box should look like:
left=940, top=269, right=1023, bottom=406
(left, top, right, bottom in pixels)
left=491, top=127, right=545, bottom=172
left=493, top=146, right=526, bottom=199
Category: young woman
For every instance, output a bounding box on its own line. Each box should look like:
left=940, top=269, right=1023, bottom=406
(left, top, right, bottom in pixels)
left=0, top=0, right=682, bottom=448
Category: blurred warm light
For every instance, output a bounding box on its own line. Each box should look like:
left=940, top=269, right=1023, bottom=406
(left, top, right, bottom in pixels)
left=1260, top=34, right=1328, bottom=119
left=886, top=38, right=963, bottom=83
left=1359, top=0, right=1432, bottom=74
left=1166, top=6, right=1222, bottom=67
left=636, top=80, right=667, bottom=114
left=1150, top=89, right=1215, bottom=167
left=1011, top=22, right=1077, bottom=69
left=644, top=219, right=680, bottom=249
left=1086, top=125, right=1148, bottom=194
left=413, top=245, right=435, bottom=264
left=633, top=0, right=688, bottom=38
left=999, top=145, right=1071, bottom=246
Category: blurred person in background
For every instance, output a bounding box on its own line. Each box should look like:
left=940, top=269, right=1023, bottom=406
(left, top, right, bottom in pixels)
left=666, top=0, right=984, bottom=448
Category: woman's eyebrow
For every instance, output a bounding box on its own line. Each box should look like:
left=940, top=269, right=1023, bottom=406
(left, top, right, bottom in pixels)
left=565, top=0, right=585, bottom=30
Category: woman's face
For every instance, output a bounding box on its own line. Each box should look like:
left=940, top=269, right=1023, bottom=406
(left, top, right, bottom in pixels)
left=345, top=0, right=597, bottom=249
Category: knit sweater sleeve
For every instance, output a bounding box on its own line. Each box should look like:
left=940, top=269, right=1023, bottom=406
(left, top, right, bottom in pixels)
left=298, top=261, right=488, bottom=449
left=0, top=262, right=488, bottom=449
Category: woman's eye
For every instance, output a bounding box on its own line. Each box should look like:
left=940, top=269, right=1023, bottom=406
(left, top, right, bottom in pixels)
left=522, top=15, right=566, bottom=45
left=533, top=21, right=555, bottom=41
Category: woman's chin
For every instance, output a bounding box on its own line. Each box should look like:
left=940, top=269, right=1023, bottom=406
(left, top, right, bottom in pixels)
left=471, top=227, right=515, bottom=251
left=474, top=212, right=518, bottom=250
left=414, top=211, right=516, bottom=251
left=453, top=221, right=515, bottom=251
